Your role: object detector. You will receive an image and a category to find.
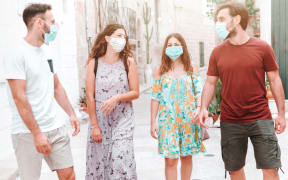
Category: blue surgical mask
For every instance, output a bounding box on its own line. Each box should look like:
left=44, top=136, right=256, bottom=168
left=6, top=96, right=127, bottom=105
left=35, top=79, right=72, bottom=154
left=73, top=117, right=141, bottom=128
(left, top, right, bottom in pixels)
left=44, top=25, right=58, bottom=44
left=215, top=22, right=230, bottom=40
left=165, top=46, right=183, bottom=61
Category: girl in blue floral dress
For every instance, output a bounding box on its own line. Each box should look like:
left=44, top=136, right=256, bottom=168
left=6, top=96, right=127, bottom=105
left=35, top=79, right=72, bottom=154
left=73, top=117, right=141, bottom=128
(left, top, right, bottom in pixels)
left=150, top=33, right=205, bottom=180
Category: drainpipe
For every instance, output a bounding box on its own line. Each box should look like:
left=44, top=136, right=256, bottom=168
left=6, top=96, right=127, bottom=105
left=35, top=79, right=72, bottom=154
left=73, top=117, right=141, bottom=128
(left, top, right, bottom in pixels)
left=84, top=0, right=92, bottom=54
left=154, top=0, right=159, bottom=43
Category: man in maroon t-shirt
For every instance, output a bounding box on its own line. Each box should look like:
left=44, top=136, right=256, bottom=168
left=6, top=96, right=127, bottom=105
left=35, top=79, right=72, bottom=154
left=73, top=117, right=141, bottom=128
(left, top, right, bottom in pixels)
left=199, top=2, right=286, bottom=180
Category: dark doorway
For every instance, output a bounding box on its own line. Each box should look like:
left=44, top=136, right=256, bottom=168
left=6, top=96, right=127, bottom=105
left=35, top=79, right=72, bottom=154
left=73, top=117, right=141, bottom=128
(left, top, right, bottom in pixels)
left=272, top=0, right=288, bottom=98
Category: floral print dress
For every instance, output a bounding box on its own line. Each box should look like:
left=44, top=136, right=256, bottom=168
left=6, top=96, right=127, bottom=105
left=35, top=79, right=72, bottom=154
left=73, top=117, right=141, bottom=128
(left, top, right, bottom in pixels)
left=151, top=73, right=206, bottom=159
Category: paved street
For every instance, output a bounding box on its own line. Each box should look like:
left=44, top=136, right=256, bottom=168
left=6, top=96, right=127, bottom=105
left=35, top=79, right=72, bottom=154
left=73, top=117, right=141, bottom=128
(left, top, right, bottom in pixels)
left=1, top=86, right=288, bottom=180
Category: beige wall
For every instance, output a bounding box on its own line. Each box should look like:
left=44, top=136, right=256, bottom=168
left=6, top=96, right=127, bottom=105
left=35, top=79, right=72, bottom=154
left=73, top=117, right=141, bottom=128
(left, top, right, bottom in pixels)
left=75, top=0, right=144, bottom=86
left=256, top=0, right=271, bottom=44
left=151, top=0, right=216, bottom=70
left=75, top=0, right=90, bottom=97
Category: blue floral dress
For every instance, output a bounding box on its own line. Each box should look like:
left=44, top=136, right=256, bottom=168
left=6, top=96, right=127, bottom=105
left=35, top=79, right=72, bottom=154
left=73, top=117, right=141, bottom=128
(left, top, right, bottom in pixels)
left=151, top=73, right=206, bottom=159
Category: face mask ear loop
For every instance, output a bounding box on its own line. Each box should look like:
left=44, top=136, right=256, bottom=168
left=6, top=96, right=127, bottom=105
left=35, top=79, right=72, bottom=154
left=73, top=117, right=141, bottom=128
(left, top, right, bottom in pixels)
left=223, top=18, right=235, bottom=40
left=39, top=25, right=47, bottom=45
left=229, top=17, right=238, bottom=32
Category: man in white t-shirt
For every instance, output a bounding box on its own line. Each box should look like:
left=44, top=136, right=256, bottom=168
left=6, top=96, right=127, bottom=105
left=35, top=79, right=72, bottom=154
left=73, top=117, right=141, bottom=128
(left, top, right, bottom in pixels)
left=3, top=4, right=80, bottom=180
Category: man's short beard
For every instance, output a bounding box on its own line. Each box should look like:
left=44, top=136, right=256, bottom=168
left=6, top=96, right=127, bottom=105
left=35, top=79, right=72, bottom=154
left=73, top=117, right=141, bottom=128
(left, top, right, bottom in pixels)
left=228, top=28, right=237, bottom=38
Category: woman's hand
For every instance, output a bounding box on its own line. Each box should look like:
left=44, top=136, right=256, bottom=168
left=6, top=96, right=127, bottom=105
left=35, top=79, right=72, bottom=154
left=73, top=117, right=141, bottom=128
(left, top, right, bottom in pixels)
left=150, top=122, right=158, bottom=139
left=91, top=126, right=102, bottom=142
left=191, top=108, right=200, bottom=123
left=100, top=95, right=120, bottom=115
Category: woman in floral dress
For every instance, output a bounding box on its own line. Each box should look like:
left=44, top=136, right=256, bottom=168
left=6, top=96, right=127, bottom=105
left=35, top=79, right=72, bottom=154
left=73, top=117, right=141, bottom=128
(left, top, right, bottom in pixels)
left=150, top=33, right=205, bottom=180
left=85, top=24, right=139, bottom=180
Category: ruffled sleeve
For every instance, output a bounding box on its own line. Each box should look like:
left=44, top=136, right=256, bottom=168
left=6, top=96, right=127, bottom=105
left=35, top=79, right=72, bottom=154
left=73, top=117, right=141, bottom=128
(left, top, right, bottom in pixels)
left=192, top=73, right=203, bottom=99
left=151, top=78, right=162, bottom=101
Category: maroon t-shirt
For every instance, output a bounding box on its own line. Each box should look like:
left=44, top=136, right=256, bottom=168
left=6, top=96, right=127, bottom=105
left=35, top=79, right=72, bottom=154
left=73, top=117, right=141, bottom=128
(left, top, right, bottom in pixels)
left=207, top=37, right=279, bottom=122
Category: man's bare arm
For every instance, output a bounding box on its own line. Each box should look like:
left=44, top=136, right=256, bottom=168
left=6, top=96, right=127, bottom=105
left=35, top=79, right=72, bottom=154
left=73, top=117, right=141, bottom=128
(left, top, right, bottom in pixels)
left=200, top=76, right=219, bottom=111
left=8, top=79, right=40, bottom=134
left=199, top=76, right=219, bottom=128
left=267, top=70, right=286, bottom=134
left=7, top=79, right=51, bottom=155
left=267, top=70, right=285, bottom=117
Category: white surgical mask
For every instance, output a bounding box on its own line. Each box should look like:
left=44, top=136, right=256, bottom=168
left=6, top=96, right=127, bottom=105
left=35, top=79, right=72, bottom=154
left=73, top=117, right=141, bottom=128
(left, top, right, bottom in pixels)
left=109, top=37, right=126, bottom=52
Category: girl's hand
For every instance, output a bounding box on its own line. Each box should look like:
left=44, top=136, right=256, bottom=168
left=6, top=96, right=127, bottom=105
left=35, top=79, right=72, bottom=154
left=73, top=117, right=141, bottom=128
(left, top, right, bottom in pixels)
left=91, top=126, right=102, bottom=142
left=191, top=108, right=200, bottom=123
left=150, top=122, right=158, bottom=139
left=100, top=95, right=120, bottom=115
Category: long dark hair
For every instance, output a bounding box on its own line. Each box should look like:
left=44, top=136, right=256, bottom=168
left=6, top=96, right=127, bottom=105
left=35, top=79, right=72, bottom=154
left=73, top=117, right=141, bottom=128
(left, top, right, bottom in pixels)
left=160, top=33, right=193, bottom=75
left=88, top=24, right=133, bottom=73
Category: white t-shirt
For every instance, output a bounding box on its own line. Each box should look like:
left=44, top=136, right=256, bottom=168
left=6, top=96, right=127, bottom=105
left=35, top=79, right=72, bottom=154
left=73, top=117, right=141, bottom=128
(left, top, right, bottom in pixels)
left=3, top=39, right=64, bottom=134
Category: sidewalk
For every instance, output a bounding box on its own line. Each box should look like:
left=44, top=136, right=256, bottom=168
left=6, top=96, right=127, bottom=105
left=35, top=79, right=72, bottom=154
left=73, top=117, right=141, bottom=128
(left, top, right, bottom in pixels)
left=0, top=83, right=18, bottom=180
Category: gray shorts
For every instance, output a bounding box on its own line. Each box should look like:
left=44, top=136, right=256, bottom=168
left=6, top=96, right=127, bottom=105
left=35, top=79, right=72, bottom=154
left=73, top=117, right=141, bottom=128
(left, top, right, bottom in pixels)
left=221, top=119, right=281, bottom=171
left=12, top=126, right=73, bottom=180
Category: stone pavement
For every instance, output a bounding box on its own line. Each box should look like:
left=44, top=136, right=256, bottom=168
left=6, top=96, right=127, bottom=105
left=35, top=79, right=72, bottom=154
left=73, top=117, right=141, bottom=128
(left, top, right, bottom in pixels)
left=1, top=84, right=288, bottom=180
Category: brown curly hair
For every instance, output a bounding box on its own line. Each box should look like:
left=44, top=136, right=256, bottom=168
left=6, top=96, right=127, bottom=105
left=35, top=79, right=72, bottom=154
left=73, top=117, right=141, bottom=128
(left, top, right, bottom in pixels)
left=88, top=24, right=133, bottom=73
left=159, top=33, right=193, bottom=75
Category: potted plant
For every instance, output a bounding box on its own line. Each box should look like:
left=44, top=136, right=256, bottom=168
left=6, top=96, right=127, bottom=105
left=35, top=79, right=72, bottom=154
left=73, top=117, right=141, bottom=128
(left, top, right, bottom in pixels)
left=265, top=74, right=273, bottom=99
left=208, top=79, right=222, bottom=124
left=143, top=1, right=153, bottom=85
left=208, top=104, right=218, bottom=124
left=79, top=88, right=88, bottom=113
left=208, top=102, right=220, bottom=124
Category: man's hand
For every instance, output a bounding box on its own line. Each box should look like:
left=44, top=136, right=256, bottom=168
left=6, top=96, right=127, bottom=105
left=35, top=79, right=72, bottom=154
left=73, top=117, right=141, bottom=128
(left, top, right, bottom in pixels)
left=33, top=132, right=51, bottom=156
left=274, top=115, right=286, bottom=134
left=199, top=109, right=209, bottom=129
left=8, top=79, right=51, bottom=154
left=70, top=115, right=80, bottom=136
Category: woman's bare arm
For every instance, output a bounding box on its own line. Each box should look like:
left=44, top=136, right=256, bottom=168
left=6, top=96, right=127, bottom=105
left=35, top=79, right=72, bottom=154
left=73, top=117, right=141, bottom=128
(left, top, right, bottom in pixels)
left=86, top=59, right=99, bottom=127
left=116, top=57, right=140, bottom=102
